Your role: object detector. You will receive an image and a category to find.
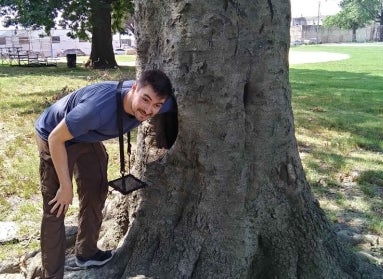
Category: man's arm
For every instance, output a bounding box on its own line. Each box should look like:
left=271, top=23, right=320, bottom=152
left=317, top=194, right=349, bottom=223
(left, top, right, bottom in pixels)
left=47, top=119, right=74, bottom=218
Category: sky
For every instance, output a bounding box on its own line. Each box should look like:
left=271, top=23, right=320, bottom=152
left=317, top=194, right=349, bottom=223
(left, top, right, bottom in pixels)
left=291, top=0, right=341, bottom=17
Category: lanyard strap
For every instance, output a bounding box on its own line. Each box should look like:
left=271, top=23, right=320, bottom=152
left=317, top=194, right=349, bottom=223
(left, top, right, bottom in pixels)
left=116, top=80, right=131, bottom=176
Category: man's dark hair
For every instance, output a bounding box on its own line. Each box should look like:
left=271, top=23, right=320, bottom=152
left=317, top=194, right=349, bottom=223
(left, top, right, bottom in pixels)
left=137, top=69, right=173, bottom=98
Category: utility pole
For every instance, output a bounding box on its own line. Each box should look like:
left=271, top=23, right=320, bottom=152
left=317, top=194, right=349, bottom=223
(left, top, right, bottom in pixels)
left=317, top=1, right=321, bottom=43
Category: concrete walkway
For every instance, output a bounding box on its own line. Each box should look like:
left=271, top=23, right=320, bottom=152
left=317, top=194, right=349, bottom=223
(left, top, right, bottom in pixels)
left=289, top=51, right=350, bottom=65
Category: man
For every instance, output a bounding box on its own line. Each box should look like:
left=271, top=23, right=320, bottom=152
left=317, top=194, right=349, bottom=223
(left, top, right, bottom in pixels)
left=35, top=69, right=175, bottom=278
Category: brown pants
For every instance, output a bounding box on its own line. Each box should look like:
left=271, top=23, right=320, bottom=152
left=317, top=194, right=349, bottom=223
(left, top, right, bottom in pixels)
left=36, top=135, right=108, bottom=279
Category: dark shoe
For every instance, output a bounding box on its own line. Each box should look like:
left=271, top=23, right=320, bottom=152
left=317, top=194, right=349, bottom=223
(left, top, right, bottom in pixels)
left=75, top=249, right=115, bottom=267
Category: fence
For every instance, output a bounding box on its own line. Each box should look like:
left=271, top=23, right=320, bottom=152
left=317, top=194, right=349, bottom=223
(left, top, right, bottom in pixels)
left=291, top=24, right=382, bottom=44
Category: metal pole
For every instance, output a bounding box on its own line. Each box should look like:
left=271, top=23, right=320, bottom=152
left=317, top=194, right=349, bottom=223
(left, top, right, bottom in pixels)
left=317, top=1, right=321, bottom=44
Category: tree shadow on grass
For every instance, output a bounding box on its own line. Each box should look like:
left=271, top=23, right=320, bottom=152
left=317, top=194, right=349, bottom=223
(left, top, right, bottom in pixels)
left=290, top=68, right=383, bottom=152
left=0, top=90, right=61, bottom=115
left=357, top=170, right=383, bottom=198
left=0, top=64, right=137, bottom=115
left=312, top=169, right=383, bottom=262
left=0, top=63, right=136, bottom=78
left=292, top=68, right=383, bottom=260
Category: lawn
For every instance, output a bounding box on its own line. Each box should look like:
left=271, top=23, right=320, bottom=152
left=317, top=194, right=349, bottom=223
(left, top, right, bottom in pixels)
left=290, top=44, right=383, bottom=251
left=0, top=45, right=382, bottom=264
left=56, top=54, right=136, bottom=65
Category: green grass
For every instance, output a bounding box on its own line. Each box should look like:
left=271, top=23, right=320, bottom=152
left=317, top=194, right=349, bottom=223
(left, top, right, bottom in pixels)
left=290, top=44, right=383, bottom=248
left=64, top=54, right=136, bottom=65
left=291, top=46, right=382, bottom=152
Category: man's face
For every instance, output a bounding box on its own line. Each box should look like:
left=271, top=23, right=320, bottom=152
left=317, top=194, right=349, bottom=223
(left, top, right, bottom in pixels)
left=131, top=83, right=166, bottom=122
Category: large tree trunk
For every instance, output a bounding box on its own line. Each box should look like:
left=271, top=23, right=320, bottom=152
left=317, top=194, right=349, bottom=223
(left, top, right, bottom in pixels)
left=89, top=0, right=117, bottom=69
left=65, top=1, right=383, bottom=278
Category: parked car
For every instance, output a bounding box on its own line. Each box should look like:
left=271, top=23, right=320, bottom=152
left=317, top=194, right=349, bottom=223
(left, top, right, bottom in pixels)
left=303, top=38, right=318, bottom=45
left=114, top=47, right=137, bottom=55
left=114, top=48, right=126, bottom=55
left=59, top=48, right=86, bottom=56
left=290, top=40, right=302, bottom=47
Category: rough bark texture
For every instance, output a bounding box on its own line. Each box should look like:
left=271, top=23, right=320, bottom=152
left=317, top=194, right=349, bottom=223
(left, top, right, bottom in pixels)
left=65, top=0, right=383, bottom=278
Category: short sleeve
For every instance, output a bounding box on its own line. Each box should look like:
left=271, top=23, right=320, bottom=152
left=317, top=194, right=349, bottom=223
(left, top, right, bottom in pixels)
left=65, top=101, right=101, bottom=138
left=159, top=95, right=177, bottom=114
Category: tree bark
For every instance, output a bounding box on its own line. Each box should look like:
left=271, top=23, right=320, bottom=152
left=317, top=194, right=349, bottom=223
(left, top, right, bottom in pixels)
left=89, top=0, right=117, bottom=69
left=352, top=27, right=357, bottom=42
left=65, top=0, right=383, bottom=278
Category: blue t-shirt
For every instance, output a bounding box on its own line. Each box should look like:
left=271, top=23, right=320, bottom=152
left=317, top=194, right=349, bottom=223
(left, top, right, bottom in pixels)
left=35, top=80, right=175, bottom=144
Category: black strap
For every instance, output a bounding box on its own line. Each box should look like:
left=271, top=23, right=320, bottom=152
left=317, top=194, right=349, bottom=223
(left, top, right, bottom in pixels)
left=116, top=80, right=130, bottom=177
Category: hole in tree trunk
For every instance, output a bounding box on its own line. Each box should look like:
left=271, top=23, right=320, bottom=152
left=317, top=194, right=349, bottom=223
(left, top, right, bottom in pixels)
left=152, top=101, right=178, bottom=149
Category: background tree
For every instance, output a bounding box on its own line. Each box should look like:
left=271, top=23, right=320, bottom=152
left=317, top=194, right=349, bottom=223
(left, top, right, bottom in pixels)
left=323, top=0, right=383, bottom=42
left=63, top=0, right=383, bottom=278
left=0, top=0, right=134, bottom=68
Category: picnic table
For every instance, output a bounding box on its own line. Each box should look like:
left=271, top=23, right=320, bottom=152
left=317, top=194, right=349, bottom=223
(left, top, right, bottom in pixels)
left=0, top=47, right=57, bottom=67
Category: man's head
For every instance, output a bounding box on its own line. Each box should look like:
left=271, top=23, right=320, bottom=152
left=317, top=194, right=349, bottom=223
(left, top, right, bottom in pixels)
left=137, top=69, right=173, bottom=98
left=128, top=69, right=173, bottom=122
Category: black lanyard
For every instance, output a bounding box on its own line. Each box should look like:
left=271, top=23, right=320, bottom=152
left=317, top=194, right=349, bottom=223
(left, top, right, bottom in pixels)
left=116, top=80, right=131, bottom=177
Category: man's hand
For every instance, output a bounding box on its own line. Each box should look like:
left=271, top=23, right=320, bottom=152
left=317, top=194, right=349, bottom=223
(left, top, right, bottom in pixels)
left=47, top=119, right=75, bottom=218
left=48, top=186, right=73, bottom=217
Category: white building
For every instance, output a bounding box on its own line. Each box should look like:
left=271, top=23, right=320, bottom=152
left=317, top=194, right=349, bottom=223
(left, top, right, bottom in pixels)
left=0, top=28, right=135, bottom=57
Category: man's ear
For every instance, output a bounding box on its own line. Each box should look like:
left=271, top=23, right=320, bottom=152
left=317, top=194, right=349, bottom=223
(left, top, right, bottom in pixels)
left=132, top=82, right=138, bottom=93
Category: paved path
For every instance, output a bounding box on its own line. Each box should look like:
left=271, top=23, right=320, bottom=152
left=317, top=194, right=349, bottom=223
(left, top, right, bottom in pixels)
left=289, top=51, right=350, bottom=65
